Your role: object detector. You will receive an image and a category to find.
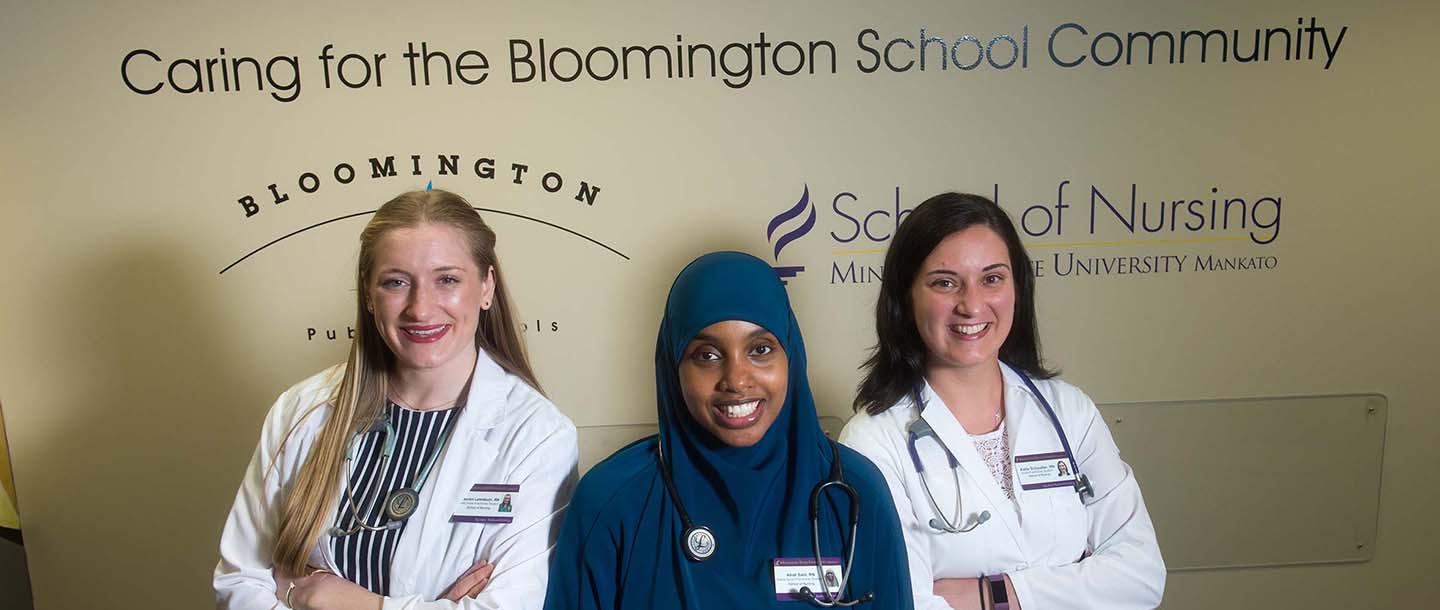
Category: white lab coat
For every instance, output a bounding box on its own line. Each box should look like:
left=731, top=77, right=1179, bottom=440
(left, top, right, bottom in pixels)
left=214, top=350, right=579, bottom=610
left=839, top=365, right=1165, bottom=610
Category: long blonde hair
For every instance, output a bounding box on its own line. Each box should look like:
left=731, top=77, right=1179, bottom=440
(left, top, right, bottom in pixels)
left=271, top=189, right=542, bottom=575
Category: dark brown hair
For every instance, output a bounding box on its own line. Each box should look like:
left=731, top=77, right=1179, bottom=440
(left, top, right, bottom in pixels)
left=854, top=192, right=1055, bottom=415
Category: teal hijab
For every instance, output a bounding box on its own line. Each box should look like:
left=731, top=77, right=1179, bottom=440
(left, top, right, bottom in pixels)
left=655, top=251, right=832, bottom=583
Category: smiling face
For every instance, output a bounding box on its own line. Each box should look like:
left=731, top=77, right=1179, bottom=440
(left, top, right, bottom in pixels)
left=366, top=223, right=495, bottom=378
left=909, top=225, right=1016, bottom=375
left=677, top=320, right=788, bottom=448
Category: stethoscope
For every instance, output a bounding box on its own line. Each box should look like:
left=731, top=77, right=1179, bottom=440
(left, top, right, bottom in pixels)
left=905, top=363, right=1094, bottom=534
left=656, top=438, right=875, bottom=607
left=328, top=411, right=459, bottom=537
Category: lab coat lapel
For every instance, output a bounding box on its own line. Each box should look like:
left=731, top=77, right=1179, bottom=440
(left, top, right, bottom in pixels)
left=389, top=350, right=509, bottom=592
left=919, top=382, right=1031, bottom=559
left=1002, top=365, right=1066, bottom=550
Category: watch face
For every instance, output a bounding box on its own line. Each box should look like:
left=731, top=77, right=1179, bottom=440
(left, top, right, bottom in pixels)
left=988, top=577, right=1009, bottom=604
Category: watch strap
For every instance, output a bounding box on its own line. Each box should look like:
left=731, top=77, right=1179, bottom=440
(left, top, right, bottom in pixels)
left=986, top=574, right=1009, bottom=610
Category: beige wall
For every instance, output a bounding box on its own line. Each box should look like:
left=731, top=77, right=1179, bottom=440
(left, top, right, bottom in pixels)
left=2, top=1, right=1437, bottom=608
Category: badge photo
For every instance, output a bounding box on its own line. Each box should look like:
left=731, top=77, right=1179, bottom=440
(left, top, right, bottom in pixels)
left=450, top=483, right=521, bottom=524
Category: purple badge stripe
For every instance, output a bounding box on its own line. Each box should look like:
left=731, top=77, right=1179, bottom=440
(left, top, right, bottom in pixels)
left=450, top=515, right=516, bottom=524
left=1015, top=451, right=1068, bottom=462
left=778, top=592, right=836, bottom=602
left=470, top=483, right=520, bottom=492
left=774, top=557, right=841, bottom=566
left=1020, top=480, right=1076, bottom=491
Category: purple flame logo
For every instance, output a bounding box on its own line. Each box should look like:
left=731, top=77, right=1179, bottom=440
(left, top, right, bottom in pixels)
left=766, top=185, right=815, bottom=282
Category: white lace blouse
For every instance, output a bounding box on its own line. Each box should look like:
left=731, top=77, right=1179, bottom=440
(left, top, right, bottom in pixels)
left=971, top=422, right=1016, bottom=502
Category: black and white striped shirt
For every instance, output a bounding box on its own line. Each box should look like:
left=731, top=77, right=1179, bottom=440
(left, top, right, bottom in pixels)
left=330, top=401, right=459, bottom=595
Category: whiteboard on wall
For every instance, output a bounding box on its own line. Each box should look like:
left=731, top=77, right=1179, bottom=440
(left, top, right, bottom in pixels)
left=1101, top=394, right=1386, bottom=570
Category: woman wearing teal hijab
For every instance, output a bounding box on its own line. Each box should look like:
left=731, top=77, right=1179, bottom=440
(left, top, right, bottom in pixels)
left=543, top=251, right=913, bottom=610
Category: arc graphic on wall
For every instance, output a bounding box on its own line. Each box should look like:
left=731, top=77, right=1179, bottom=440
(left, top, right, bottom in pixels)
left=219, top=206, right=630, bottom=274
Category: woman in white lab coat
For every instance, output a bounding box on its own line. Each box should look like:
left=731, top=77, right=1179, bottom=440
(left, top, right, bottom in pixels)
left=839, top=192, right=1165, bottom=610
left=214, top=189, right=578, bottom=610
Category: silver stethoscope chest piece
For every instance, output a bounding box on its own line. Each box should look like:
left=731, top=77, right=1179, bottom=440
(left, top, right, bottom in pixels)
left=385, top=488, right=420, bottom=521
left=684, top=525, right=717, bottom=561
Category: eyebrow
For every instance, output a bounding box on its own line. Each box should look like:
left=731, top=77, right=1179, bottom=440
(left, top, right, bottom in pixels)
left=376, top=265, right=467, bottom=275
left=924, top=263, right=1011, bottom=275
left=689, top=327, right=777, bottom=345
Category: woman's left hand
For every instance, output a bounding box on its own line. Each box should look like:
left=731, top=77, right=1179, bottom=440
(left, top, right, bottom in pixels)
left=275, top=569, right=381, bottom=610
left=441, top=559, right=495, bottom=602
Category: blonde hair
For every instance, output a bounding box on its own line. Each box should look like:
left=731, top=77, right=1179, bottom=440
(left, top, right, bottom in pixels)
left=271, top=189, right=542, bottom=574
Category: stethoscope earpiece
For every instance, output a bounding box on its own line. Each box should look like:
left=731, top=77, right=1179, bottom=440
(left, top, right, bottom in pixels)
left=328, top=521, right=401, bottom=537
left=928, top=508, right=989, bottom=534
left=798, top=586, right=875, bottom=608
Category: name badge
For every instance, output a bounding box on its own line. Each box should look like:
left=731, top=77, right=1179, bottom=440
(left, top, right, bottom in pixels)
left=450, top=484, right=520, bottom=524
left=773, top=557, right=842, bottom=601
left=1014, top=452, right=1077, bottom=491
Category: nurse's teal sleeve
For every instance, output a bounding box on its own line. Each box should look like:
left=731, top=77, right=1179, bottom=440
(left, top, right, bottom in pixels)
left=841, top=447, right=916, bottom=610
left=542, top=473, right=620, bottom=610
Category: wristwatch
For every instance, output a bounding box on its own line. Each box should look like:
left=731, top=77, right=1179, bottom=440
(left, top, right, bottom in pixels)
left=986, top=574, right=1009, bottom=610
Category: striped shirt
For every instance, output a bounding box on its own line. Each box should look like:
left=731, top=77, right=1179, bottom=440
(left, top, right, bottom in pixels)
left=331, top=401, right=460, bottom=595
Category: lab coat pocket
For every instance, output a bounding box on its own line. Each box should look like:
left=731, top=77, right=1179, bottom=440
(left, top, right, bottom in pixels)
left=1047, top=491, right=1088, bottom=563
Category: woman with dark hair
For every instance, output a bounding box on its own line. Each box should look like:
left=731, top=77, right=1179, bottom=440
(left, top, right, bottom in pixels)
left=543, top=252, right=912, bottom=610
left=839, top=193, right=1164, bottom=610
left=215, top=189, right=578, bottom=610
